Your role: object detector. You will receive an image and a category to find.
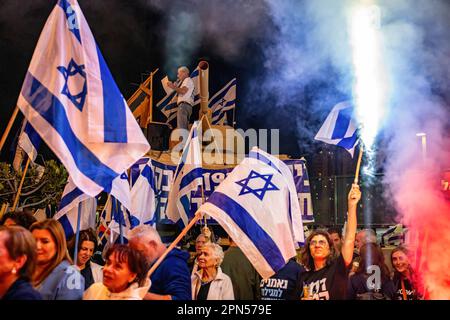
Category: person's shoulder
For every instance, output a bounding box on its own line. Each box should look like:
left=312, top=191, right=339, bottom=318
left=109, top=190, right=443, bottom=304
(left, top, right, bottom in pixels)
left=84, top=283, right=109, bottom=300
left=4, top=279, right=42, bottom=300
left=167, top=248, right=190, bottom=261
left=90, top=261, right=103, bottom=271
left=183, top=77, right=195, bottom=87
left=217, top=268, right=232, bottom=282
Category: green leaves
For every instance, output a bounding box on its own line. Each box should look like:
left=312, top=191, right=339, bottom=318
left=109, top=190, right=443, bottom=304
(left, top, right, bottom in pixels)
left=0, top=160, right=68, bottom=214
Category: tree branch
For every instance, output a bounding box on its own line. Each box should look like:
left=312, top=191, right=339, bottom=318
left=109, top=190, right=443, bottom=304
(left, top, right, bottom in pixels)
left=21, top=195, right=53, bottom=209
left=21, top=180, right=47, bottom=196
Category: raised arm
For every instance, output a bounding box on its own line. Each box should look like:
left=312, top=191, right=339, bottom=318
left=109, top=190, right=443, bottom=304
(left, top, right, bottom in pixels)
left=341, top=184, right=361, bottom=266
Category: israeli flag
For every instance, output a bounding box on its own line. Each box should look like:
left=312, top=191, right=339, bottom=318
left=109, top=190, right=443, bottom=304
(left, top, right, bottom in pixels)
left=165, top=121, right=203, bottom=226
left=198, top=147, right=302, bottom=279
left=314, top=101, right=359, bottom=157
left=57, top=196, right=97, bottom=239
left=248, top=148, right=305, bottom=247
left=55, top=171, right=132, bottom=237
left=18, top=121, right=42, bottom=162
left=13, top=120, right=42, bottom=171
left=16, top=0, right=150, bottom=198
left=209, top=78, right=236, bottom=125
left=157, top=68, right=200, bottom=123
left=130, top=162, right=156, bottom=226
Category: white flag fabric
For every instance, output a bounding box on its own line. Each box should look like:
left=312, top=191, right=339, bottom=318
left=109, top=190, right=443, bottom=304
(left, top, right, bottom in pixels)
left=314, top=101, right=359, bottom=157
left=130, top=162, right=156, bottom=226
left=57, top=197, right=97, bottom=238
left=165, top=121, right=203, bottom=226
left=198, top=147, right=303, bottom=279
left=13, top=120, right=42, bottom=171
left=55, top=171, right=132, bottom=217
left=55, top=171, right=133, bottom=239
left=157, top=68, right=200, bottom=123
left=248, top=148, right=305, bottom=247
left=18, top=121, right=41, bottom=162
left=209, top=78, right=236, bottom=125
left=16, top=0, right=150, bottom=198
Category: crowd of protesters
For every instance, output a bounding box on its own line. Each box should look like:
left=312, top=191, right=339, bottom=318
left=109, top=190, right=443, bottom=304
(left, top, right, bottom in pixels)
left=0, top=185, right=422, bottom=300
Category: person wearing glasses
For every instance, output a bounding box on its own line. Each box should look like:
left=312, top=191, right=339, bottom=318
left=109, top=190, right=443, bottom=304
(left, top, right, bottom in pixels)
left=299, top=184, right=361, bottom=300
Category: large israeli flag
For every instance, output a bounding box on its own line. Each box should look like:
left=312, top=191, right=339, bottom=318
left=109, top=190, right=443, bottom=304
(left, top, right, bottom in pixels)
left=16, top=0, right=150, bottom=198
left=198, top=147, right=302, bottom=279
left=210, top=78, right=236, bottom=125
left=156, top=68, right=200, bottom=123
left=314, top=101, right=359, bottom=157
left=165, top=121, right=203, bottom=226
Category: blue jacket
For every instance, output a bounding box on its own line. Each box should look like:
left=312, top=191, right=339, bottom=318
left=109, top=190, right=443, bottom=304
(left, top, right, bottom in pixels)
left=2, top=278, right=42, bottom=300
left=150, top=248, right=191, bottom=300
left=37, top=260, right=84, bottom=300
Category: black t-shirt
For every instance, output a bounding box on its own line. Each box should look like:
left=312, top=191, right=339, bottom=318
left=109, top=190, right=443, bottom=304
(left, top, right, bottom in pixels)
left=392, top=274, right=420, bottom=300
left=260, top=259, right=305, bottom=300
left=80, top=262, right=95, bottom=290
left=347, top=273, right=396, bottom=300
left=300, top=255, right=350, bottom=300
left=196, top=282, right=212, bottom=300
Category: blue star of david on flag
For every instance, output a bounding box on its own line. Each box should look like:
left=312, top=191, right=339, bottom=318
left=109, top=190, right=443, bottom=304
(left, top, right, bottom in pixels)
left=235, top=170, right=279, bottom=201
left=57, top=58, right=87, bottom=111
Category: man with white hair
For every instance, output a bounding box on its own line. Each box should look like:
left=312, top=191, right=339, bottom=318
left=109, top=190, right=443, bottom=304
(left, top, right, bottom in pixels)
left=355, top=228, right=377, bottom=252
left=350, top=228, right=378, bottom=276
left=128, top=225, right=191, bottom=300
left=167, top=66, right=195, bottom=130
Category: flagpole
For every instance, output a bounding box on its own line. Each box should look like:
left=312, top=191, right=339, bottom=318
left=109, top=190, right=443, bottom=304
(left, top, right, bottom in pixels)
left=147, top=212, right=202, bottom=278
left=354, top=144, right=364, bottom=185
left=116, top=198, right=124, bottom=244
left=0, top=105, right=20, bottom=154
left=0, top=203, right=8, bottom=218
left=73, top=202, right=82, bottom=267
left=97, top=194, right=111, bottom=243
left=201, top=114, right=221, bottom=155
left=11, top=156, right=31, bottom=211
left=232, top=103, right=236, bottom=129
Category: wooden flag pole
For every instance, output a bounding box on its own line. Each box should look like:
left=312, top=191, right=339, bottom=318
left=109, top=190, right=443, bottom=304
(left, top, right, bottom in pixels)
left=12, top=156, right=31, bottom=211
left=0, top=203, right=8, bottom=218
left=354, top=144, right=364, bottom=185
left=147, top=212, right=202, bottom=278
left=0, top=106, right=20, bottom=154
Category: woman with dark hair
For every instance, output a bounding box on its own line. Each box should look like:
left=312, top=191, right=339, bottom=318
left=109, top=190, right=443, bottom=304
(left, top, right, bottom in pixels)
left=347, top=243, right=395, bottom=299
left=83, top=244, right=150, bottom=300
left=299, top=184, right=361, bottom=300
left=67, top=228, right=103, bottom=289
left=391, top=246, right=421, bottom=300
left=0, top=226, right=41, bottom=300
left=30, top=219, right=84, bottom=300
left=1, top=211, right=37, bottom=230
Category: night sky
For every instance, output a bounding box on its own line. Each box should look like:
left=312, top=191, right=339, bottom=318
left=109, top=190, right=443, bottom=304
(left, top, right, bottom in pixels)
left=1, top=0, right=449, bottom=177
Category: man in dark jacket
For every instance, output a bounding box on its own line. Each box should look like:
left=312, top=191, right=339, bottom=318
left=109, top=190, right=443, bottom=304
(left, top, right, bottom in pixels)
left=129, top=225, right=191, bottom=300
left=221, top=237, right=261, bottom=300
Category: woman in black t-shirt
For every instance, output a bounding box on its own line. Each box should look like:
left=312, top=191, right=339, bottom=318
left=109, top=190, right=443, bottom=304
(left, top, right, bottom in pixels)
left=390, top=246, right=422, bottom=300
left=299, top=184, right=361, bottom=300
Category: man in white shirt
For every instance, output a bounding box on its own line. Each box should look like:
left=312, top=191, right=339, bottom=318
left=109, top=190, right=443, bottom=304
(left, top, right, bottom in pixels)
left=167, top=66, right=195, bottom=130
